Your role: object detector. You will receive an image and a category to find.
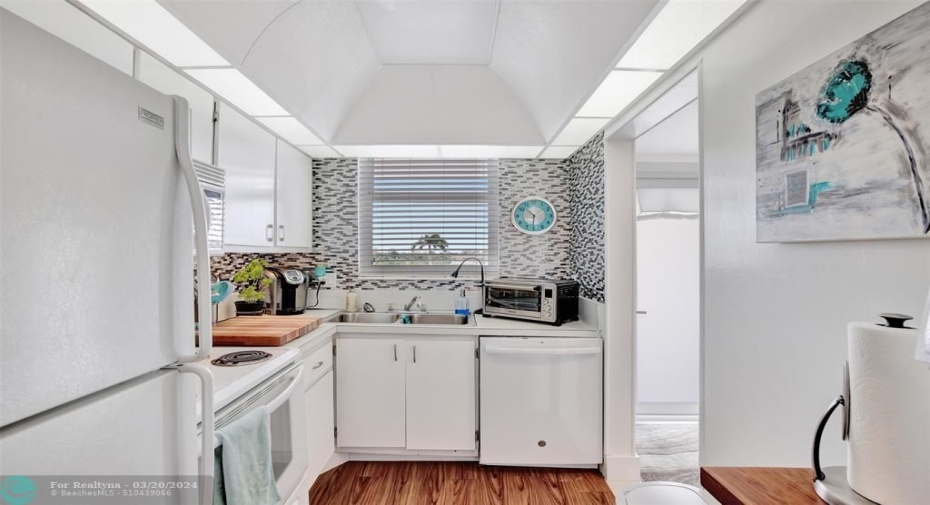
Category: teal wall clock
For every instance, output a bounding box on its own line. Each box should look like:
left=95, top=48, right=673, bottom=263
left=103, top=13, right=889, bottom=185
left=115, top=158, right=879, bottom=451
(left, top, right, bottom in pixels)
left=511, top=196, right=557, bottom=235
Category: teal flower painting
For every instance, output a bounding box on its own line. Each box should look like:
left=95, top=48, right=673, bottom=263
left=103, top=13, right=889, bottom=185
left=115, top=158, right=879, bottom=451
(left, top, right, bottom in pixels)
left=755, top=2, right=930, bottom=242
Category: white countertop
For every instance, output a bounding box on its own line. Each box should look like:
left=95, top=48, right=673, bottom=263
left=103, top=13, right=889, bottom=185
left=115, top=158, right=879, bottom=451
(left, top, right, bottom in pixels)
left=205, top=308, right=600, bottom=410
left=286, top=309, right=599, bottom=347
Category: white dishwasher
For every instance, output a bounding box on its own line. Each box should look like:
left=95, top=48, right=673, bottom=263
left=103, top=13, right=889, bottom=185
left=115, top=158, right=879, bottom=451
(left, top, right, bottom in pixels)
left=479, top=336, right=603, bottom=467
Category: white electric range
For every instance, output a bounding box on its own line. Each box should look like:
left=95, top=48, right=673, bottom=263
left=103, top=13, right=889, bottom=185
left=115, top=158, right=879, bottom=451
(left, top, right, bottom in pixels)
left=200, top=346, right=300, bottom=410
left=197, top=346, right=308, bottom=503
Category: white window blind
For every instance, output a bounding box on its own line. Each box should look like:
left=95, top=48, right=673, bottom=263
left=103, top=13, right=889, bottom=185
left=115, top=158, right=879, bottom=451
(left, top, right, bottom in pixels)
left=358, top=158, right=500, bottom=278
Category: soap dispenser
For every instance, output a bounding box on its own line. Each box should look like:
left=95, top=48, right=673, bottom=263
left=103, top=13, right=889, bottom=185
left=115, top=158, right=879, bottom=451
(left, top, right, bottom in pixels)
left=455, top=288, right=470, bottom=316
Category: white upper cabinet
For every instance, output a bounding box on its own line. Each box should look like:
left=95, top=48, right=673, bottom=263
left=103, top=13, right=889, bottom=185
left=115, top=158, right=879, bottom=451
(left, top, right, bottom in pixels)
left=218, top=103, right=277, bottom=248
left=137, top=53, right=215, bottom=162
left=274, top=140, right=313, bottom=249
left=1, top=0, right=133, bottom=75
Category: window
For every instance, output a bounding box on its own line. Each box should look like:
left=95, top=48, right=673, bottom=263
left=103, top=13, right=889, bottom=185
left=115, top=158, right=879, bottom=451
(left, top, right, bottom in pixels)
left=358, top=158, right=500, bottom=278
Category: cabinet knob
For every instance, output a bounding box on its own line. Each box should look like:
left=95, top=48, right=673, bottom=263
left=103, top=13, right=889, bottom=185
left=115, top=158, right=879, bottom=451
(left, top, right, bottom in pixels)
left=265, top=224, right=273, bottom=242
left=279, top=225, right=285, bottom=242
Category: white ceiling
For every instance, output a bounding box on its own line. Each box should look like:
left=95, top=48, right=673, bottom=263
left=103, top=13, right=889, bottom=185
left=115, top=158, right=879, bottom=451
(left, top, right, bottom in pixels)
left=356, top=1, right=500, bottom=65
left=635, top=100, right=699, bottom=161
left=158, top=0, right=659, bottom=148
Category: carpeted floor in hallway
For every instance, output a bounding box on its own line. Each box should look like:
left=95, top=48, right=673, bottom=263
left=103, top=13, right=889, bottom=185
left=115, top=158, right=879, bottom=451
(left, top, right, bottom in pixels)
left=635, top=422, right=699, bottom=486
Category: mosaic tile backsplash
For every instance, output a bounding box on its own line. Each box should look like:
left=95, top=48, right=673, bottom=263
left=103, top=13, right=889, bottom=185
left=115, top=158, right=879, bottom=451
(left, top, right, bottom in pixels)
left=212, top=150, right=606, bottom=301
left=567, top=133, right=606, bottom=302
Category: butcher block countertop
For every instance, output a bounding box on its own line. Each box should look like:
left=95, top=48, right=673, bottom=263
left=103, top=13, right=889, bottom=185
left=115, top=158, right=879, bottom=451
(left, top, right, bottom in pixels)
left=701, top=467, right=823, bottom=505
left=204, top=314, right=323, bottom=346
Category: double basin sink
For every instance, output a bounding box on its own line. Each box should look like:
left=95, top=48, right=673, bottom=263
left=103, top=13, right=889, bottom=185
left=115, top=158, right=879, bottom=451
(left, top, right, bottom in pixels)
left=326, top=312, right=471, bottom=326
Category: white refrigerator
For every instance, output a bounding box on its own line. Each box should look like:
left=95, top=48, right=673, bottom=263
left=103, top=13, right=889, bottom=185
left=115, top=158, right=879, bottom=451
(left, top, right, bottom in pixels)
left=0, top=9, right=215, bottom=504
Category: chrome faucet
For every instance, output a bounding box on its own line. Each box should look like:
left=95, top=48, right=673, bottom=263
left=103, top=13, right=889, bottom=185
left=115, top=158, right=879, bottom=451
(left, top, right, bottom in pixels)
left=450, top=257, right=486, bottom=314
left=403, top=296, right=425, bottom=312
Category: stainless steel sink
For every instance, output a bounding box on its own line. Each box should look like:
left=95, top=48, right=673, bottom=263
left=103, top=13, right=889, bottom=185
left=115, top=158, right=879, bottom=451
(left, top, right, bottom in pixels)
left=327, top=312, right=398, bottom=324
left=325, top=312, right=471, bottom=325
left=407, top=314, right=469, bottom=325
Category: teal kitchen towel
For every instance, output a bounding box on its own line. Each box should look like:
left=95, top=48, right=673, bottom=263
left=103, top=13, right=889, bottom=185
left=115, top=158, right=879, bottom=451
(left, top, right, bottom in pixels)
left=213, top=408, right=281, bottom=505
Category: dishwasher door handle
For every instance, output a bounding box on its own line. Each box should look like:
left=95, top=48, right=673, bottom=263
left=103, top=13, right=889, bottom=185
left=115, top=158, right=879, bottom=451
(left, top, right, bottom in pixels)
left=484, top=346, right=601, bottom=356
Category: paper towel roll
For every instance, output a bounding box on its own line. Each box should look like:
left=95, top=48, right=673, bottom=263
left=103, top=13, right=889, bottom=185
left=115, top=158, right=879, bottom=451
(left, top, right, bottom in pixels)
left=847, top=322, right=930, bottom=504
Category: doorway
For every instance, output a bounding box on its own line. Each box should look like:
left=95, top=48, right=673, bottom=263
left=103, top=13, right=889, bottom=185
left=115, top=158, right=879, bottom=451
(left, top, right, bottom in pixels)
left=630, top=74, right=700, bottom=486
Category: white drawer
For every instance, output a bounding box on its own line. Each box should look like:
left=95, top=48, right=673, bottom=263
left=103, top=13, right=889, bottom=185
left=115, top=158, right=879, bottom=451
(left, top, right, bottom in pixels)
left=301, top=341, right=333, bottom=388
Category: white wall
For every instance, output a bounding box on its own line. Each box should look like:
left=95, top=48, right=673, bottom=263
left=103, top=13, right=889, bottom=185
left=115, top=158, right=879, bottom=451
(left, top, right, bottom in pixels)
left=697, top=0, right=930, bottom=466
left=636, top=218, right=700, bottom=413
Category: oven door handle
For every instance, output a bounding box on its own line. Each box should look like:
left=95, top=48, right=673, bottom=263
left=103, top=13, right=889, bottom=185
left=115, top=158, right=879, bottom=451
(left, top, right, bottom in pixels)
left=484, top=346, right=601, bottom=356
left=264, top=365, right=304, bottom=412
left=487, top=283, right=542, bottom=291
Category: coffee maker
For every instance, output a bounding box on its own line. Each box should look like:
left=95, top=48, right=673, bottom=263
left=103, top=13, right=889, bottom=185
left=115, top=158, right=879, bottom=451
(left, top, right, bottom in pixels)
left=263, top=267, right=313, bottom=315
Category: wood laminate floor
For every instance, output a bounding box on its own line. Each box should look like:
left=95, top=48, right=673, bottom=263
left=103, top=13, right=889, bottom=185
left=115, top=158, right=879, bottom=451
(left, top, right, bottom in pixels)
left=309, top=462, right=615, bottom=505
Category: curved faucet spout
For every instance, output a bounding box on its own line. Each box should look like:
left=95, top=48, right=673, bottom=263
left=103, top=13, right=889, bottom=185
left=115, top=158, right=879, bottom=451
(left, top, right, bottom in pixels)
left=450, top=257, right=486, bottom=287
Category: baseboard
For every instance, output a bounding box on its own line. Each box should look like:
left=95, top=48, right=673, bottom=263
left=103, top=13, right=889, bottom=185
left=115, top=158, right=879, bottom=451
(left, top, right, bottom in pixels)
left=321, top=452, right=349, bottom=474
left=600, top=454, right=641, bottom=482
left=347, top=453, right=479, bottom=462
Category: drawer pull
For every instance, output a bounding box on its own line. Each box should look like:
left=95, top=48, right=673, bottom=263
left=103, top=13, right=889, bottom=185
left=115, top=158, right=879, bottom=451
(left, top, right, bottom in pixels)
left=311, top=361, right=325, bottom=370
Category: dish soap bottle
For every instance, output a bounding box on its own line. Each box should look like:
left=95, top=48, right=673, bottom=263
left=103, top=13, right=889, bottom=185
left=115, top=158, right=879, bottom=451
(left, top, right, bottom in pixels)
left=455, top=288, right=470, bottom=316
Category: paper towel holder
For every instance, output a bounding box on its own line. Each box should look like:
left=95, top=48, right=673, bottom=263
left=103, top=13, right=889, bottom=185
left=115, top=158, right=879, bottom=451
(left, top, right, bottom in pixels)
left=812, top=388, right=879, bottom=504
left=878, top=312, right=914, bottom=329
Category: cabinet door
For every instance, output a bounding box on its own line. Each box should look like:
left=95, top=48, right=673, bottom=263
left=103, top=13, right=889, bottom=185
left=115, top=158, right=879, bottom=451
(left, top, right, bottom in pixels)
left=336, top=339, right=406, bottom=448
left=218, top=103, right=276, bottom=247
left=137, top=53, right=215, bottom=162
left=274, top=140, right=312, bottom=249
left=406, top=339, right=476, bottom=451
left=305, top=370, right=334, bottom=479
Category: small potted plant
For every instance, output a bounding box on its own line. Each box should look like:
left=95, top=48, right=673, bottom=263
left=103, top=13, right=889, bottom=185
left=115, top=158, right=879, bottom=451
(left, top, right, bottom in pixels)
left=232, top=258, right=272, bottom=316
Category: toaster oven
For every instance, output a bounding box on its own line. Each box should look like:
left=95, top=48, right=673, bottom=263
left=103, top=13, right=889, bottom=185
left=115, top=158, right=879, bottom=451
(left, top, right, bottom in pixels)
left=483, top=278, right=580, bottom=325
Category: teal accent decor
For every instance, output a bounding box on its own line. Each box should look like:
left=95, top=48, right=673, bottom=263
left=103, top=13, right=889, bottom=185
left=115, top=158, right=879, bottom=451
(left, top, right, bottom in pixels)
left=816, top=60, right=872, bottom=124
left=512, top=197, right=557, bottom=234
left=1, top=476, right=36, bottom=505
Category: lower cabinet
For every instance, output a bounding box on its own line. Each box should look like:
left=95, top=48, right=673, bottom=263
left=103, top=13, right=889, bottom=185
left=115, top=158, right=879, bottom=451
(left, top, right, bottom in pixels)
left=304, top=370, right=335, bottom=478
left=335, top=337, right=476, bottom=451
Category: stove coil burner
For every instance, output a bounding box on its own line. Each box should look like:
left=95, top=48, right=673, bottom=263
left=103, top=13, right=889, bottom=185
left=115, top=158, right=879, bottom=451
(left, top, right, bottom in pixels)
left=211, top=350, right=273, bottom=367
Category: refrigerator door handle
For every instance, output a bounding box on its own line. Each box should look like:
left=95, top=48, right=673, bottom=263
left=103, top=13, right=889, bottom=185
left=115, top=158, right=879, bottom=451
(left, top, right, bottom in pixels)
left=484, top=346, right=601, bottom=356
left=172, top=363, right=214, bottom=505
left=172, top=96, right=212, bottom=363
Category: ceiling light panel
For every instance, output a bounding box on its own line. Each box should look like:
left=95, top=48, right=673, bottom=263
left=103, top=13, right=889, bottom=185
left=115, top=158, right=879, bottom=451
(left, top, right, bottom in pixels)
left=297, top=146, right=341, bottom=158
left=577, top=70, right=663, bottom=118
left=540, top=146, right=580, bottom=159
left=256, top=117, right=323, bottom=146
left=551, top=117, right=610, bottom=146
left=618, top=0, right=746, bottom=70
left=334, top=145, right=440, bottom=158
left=185, top=68, right=288, bottom=116
left=439, top=146, right=545, bottom=158
left=78, top=0, right=228, bottom=67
